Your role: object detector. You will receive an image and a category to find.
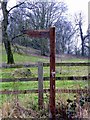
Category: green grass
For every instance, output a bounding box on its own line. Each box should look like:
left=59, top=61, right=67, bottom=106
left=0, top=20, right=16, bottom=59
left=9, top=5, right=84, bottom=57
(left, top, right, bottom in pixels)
left=1, top=44, right=49, bottom=63
left=0, top=80, right=87, bottom=91
left=1, top=44, right=89, bottom=63
left=14, top=53, right=48, bottom=63
left=0, top=81, right=88, bottom=109
left=2, top=53, right=88, bottom=63
left=0, top=45, right=89, bottom=109
left=0, top=80, right=88, bottom=107
left=2, top=52, right=49, bottom=63
left=0, top=65, right=88, bottom=79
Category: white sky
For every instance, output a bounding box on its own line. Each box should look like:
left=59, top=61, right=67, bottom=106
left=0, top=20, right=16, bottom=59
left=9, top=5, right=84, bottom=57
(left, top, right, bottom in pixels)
left=64, top=0, right=89, bottom=34
left=64, top=0, right=89, bottom=15
left=67, top=0, right=89, bottom=34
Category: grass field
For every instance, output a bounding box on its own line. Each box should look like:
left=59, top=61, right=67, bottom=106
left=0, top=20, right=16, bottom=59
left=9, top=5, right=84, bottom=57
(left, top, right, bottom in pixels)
left=1, top=44, right=89, bottom=64
left=0, top=45, right=89, bottom=111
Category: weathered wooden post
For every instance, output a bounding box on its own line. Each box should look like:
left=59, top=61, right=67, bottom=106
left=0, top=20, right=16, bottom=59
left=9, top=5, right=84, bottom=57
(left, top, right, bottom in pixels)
left=38, top=62, right=43, bottom=109
left=22, top=27, right=56, bottom=119
left=49, top=27, right=56, bottom=119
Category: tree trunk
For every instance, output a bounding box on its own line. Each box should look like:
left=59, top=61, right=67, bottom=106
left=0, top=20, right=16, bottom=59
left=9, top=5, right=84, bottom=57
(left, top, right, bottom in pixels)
left=81, top=39, right=84, bottom=56
left=2, top=21, right=14, bottom=64
left=1, top=1, right=14, bottom=64
left=79, top=22, right=85, bottom=56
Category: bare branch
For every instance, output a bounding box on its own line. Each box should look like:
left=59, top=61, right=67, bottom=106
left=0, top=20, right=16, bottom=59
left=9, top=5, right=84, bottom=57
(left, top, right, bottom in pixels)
left=84, top=45, right=90, bottom=49
left=8, top=2, right=25, bottom=13
left=11, top=34, right=24, bottom=41
left=83, top=34, right=90, bottom=40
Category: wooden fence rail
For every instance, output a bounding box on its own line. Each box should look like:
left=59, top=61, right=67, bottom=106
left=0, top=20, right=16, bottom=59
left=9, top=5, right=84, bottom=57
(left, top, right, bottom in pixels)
left=0, top=76, right=89, bottom=82
left=0, top=62, right=89, bottom=109
left=0, top=89, right=89, bottom=95
left=0, top=62, right=90, bottom=68
left=43, top=62, right=90, bottom=66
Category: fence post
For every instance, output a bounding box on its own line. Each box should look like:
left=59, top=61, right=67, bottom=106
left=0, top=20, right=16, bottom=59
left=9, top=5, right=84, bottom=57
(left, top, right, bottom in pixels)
left=38, top=62, right=43, bottom=109
left=49, top=27, right=56, bottom=119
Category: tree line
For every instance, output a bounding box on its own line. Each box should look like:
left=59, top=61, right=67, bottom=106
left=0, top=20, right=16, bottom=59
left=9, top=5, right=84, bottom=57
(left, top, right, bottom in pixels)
left=0, top=0, right=90, bottom=64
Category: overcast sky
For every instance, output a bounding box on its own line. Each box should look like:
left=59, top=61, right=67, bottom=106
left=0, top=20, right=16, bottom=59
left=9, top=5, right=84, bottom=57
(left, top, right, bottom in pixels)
left=0, top=0, right=89, bottom=34
left=65, top=0, right=89, bottom=33
left=64, top=0, right=89, bottom=14
left=7, top=0, right=89, bottom=15
left=6, top=0, right=89, bottom=33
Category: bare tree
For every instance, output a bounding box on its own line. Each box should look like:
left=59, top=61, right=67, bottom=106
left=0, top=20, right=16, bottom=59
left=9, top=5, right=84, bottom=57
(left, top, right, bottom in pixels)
left=75, top=13, right=89, bottom=56
left=55, top=16, right=78, bottom=54
left=1, top=0, right=24, bottom=64
left=22, top=1, right=67, bottom=55
left=8, top=1, right=68, bottom=56
left=85, top=24, right=90, bottom=57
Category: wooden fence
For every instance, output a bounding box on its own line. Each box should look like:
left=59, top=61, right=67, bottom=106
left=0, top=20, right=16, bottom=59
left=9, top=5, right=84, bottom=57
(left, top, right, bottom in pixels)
left=0, top=62, right=90, bottom=109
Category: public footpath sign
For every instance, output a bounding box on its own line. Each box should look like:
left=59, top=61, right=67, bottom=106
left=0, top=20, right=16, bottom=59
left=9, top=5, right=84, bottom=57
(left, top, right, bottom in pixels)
left=22, top=27, right=56, bottom=119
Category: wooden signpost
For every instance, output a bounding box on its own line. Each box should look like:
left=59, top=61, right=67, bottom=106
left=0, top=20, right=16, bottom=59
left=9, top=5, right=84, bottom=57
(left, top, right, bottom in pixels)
left=22, top=29, right=50, bottom=38
left=22, top=27, right=56, bottom=119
